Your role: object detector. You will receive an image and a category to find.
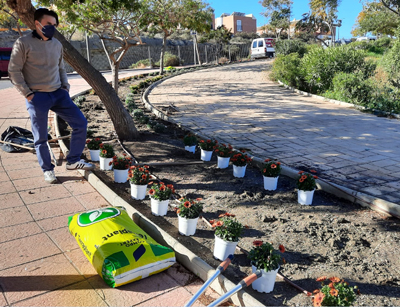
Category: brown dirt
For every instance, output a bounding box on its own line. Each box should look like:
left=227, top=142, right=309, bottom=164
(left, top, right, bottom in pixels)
left=60, top=74, right=400, bottom=307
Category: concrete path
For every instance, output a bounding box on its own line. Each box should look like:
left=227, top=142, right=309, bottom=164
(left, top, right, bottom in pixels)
left=0, top=69, right=213, bottom=306
left=147, top=60, right=400, bottom=204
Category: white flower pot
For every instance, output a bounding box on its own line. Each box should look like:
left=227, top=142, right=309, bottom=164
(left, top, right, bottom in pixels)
left=233, top=165, right=247, bottom=178
left=99, top=157, right=113, bottom=171
left=185, top=145, right=196, bottom=153
left=151, top=198, right=169, bottom=216
left=213, top=235, right=238, bottom=261
left=263, top=176, right=279, bottom=191
left=217, top=156, right=230, bottom=169
left=251, top=265, right=279, bottom=293
left=298, top=189, right=315, bottom=205
left=200, top=149, right=213, bottom=161
left=130, top=183, right=147, bottom=200
left=114, top=169, right=129, bottom=183
left=178, top=216, right=199, bottom=236
left=89, top=149, right=100, bottom=162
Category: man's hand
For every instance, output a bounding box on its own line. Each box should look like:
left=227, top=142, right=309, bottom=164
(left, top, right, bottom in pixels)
left=27, top=93, right=34, bottom=102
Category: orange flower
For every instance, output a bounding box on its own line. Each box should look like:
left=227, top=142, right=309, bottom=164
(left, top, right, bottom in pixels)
left=95, top=138, right=100, bottom=141
left=279, top=244, right=285, bottom=253
left=139, top=168, right=144, bottom=172
left=102, top=150, right=107, bottom=154
left=316, top=276, right=327, bottom=282
left=160, top=185, right=166, bottom=191
left=328, top=282, right=335, bottom=289
left=149, top=189, right=155, bottom=195
left=313, top=292, right=325, bottom=307
left=301, top=175, right=307, bottom=180
left=310, top=169, right=317, bottom=173
left=167, top=184, right=174, bottom=189
left=130, top=166, right=136, bottom=169
left=109, top=161, right=113, bottom=166
left=264, top=158, right=270, bottom=162
left=207, top=139, right=211, bottom=143
left=263, top=168, right=267, bottom=173
left=219, top=213, right=227, bottom=217
left=209, top=219, right=215, bottom=224
left=184, top=201, right=191, bottom=208
left=177, top=209, right=181, bottom=214
left=330, top=289, right=339, bottom=297
left=252, top=240, right=263, bottom=246
left=241, top=150, right=246, bottom=153
left=200, top=140, right=204, bottom=143
left=271, top=164, right=277, bottom=169
left=99, top=144, right=103, bottom=148
left=226, top=213, right=235, bottom=217
left=313, top=289, right=320, bottom=294
left=220, top=152, right=224, bottom=156
left=314, top=176, right=318, bottom=179
left=215, top=221, right=223, bottom=227
left=298, top=170, right=304, bottom=174
left=144, top=165, right=149, bottom=169
left=282, top=257, right=286, bottom=264
left=329, top=277, right=341, bottom=283
left=86, top=140, right=90, bottom=144
left=141, top=174, right=147, bottom=179
left=299, top=178, right=305, bottom=183
left=277, top=162, right=281, bottom=165
left=149, top=181, right=153, bottom=185
left=196, top=198, right=203, bottom=201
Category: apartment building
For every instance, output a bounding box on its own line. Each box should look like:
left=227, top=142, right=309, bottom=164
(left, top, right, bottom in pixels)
left=215, top=12, right=257, bottom=34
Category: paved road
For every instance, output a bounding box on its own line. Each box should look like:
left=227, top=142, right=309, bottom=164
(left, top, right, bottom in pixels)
left=0, top=78, right=12, bottom=90
left=148, top=60, right=400, bottom=204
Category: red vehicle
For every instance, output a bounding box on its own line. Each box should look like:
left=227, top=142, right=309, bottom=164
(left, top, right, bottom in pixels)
left=0, top=48, right=12, bottom=79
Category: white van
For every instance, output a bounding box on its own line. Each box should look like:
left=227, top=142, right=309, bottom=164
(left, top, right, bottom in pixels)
left=251, top=38, right=276, bottom=59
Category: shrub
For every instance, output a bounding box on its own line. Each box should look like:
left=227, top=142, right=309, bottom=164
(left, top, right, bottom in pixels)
left=153, top=123, right=166, bottom=133
left=130, top=59, right=153, bottom=69
left=139, top=115, right=150, bottom=124
left=73, top=95, right=86, bottom=106
left=183, top=133, right=197, bottom=146
left=382, top=32, right=400, bottom=89
left=270, top=53, right=303, bottom=88
left=133, top=109, right=144, bottom=119
left=275, top=39, right=308, bottom=57
left=155, top=52, right=180, bottom=67
left=218, top=57, right=229, bottom=64
left=300, top=45, right=371, bottom=94
left=329, top=72, right=374, bottom=105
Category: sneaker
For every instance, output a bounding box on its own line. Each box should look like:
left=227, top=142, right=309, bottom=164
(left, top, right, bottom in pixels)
left=66, top=159, right=94, bottom=171
left=44, top=170, right=57, bottom=184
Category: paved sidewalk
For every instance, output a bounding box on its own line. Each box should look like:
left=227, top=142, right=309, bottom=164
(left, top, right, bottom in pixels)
left=148, top=60, right=400, bottom=204
left=0, top=69, right=213, bottom=306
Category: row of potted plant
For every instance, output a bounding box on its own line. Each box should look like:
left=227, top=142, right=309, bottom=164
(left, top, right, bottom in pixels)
left=184, top=136, right=320, bottom=205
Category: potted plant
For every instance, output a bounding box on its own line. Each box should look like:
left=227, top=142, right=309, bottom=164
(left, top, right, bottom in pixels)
left=312, top=276, right=358, bottom=307
left=99, top=144, right=114, bottom=171
left=110, top=154, right=132, bottom=183
left=210, top=213, right=243, bottom=261
left=86, top=138, right=102, bottom=161
left=230, top=151, right=252, bottom=178
left=262, top=159, right=282, bottom=191
left=128, top=165, right=150, bottom=200
left=183, top=133, right=197, bottom=153
left=248, top=240, right=285, bottom=293
left=176, top=197, right=203, bottom=236
left=198, top=139, right=217, bottom=161
left=297, top=171, right=318, bottom=205
left=148, top=182, right=175, bottom=216
left=215, top=144, right=233, bottom=169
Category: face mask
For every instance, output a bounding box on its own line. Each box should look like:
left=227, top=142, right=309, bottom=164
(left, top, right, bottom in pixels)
left=38, top=22, right=55, bottom=39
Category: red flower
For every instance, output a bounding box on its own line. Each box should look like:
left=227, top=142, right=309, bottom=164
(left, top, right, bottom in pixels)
left=219, top=213, right=226, bottom=218
left=196, top=198, right=203, bottom=201
left=310, top=169, right=317, bottom=173
left=329, top=277, right=341, bottom=283
left=141, top=174, right=147, bottom=179
left=177, top=209, right=181, bottom=214
left=215, top=221, right=223, bottom=227
left=328, top=282, right=335, bottom=289
left=209, top=219, right=215, bottom=224
left=86, top=140, right=90, bottom=144
left=271, top=164, right=277, bottom=169
left=109, top=161, right=113, bottom=166
left=264, top=158, right=270, bottom=162
left=298, top=170, right=304, bottom=174
left=252, top=240, right=263, bottom=246
left=149, top=189, right=155, bottom=195
left=95, top=138, right=100, bottom=141
left=301, top=175, right=307, bottom=180
left=102, top=150, right=107, bottom=154
left=314, top=176, right=318, bottom=179
left=207, top=139, right=211, bottom=143
left=279, top=244, right=285, bottom=253
left=316, top=276, right=327, bottom=282
left=160, top=185, right=166, bottom=191
left=139, top=168, right=144, bottom=172
left=144, top=165, right=150, bottom=169
left=277, top=162, right=281, bottom=165
left=99, top=144, right=103, bottom=148
left=220, top=152, right=224, bottom=156
left=200, top=140, right=205, bottom=143
left=184, top=201, right=191, bottom=208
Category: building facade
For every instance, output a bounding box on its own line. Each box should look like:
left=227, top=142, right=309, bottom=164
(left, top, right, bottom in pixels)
left=215, top=12, right=257, bottom=34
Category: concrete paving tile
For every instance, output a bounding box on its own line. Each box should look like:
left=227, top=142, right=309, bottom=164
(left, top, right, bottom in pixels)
left=0, top=171, right=10, bottom=182
left=0, top=222, right=42, bottom=244
left=134, top=286, right=199, bottom=307
left=0, top=292, right=7, bottom=306
left=0, top=192, right=25, bottom=209
left=6, top=167, right=43, bottom=181
left=35, top=213, right=72, bottom=232
left=28, top=197, right=86, bottom=220
left=165, top=263, right=198, bottom=286
left=75, top=192, right=110, bottom=210
left=47, top=227, right=79, bottom=252
left=0, top=206, right=34, bottom=228
left=87, top=270, right=180, bottom=306
left=184, top=279, right=219, bottom=304
left=12, top=280, right=107, bottom=307
left=62, top=179, right=96, bottom=196
left=19, top=185, right=72, bottom=205
left=0, top=181, right=16, bottom=195
left=64, top=249, right=97, bottom=278
left=2, top=160, right=38, bottom=172
left=12, top=176, right=52, bottom=192
left=0, top=254, right=85, bottom=304
left=0, top=233, right=60, bottom=270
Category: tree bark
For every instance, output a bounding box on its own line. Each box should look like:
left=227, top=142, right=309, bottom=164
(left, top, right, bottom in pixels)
left=111, top=61, right=120, bottom=95
left=6, top=0, right=139, bottom=140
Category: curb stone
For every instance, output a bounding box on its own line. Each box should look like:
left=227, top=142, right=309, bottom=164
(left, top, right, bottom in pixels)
left=143, top=68, right=400, bottom=219
left=55, top=89, right=266, bottom=307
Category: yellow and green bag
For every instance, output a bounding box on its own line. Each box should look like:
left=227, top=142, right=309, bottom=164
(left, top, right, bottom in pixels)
left=68, top=206, right=175, bottom=287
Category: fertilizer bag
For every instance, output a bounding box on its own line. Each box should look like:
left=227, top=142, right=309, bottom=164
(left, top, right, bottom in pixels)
left=68, top=206, right=175, bottom=287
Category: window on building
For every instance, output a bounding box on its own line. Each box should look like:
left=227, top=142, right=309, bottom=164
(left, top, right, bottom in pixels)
left=237, top=20, right=242, bottom=32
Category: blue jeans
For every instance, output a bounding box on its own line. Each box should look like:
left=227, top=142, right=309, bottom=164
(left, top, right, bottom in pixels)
left=26, top=88, right=87, bottom=172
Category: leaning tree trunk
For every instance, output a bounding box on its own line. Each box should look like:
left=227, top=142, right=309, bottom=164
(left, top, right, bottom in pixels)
left=6, top=0, right=139, bottom=140
left=111, top=61, right=120, bottom=95
left=159, top=33, right=167, bottom=75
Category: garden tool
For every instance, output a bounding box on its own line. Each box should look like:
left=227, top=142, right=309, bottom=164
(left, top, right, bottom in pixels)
left=207, top=270, right=263, bottom=307
left=184, top=254, right=234, bottom=307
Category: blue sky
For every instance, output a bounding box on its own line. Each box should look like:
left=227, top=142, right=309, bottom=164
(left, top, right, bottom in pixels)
left=208, top=0, right=363, bottom=39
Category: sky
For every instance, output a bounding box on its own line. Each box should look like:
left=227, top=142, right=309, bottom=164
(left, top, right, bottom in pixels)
left=208, top=0, right=364, bottom=39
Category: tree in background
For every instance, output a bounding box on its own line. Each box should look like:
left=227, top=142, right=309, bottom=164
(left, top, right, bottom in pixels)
left=380, top=0, right=400, bottom=15
left=352, top=1, right=399, bottom=37
left=261, top=0, right=293, bottom=39
left=141, top=0, right=212, bottom=74
left=6, top=0, right=139, bottom=140
left=0, top=0, right=24, bottom=35
left=46, top=0, right=146, bottom=94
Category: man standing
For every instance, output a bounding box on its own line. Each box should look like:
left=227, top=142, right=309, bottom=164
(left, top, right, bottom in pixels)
left=8, top=8, right=94, bottom=184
